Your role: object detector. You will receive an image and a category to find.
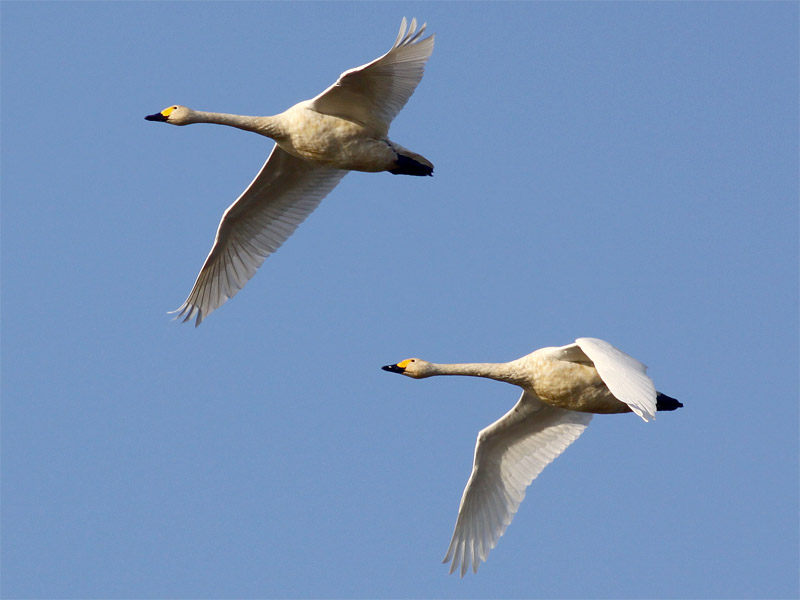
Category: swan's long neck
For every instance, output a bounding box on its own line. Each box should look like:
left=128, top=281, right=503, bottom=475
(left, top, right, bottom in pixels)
left=188, top=111, right=282, bottom=138
left=425, top=361, right=524, bottom=386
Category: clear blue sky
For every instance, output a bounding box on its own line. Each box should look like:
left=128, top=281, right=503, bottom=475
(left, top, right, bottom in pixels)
left=2, top=2, right=798, bottom=598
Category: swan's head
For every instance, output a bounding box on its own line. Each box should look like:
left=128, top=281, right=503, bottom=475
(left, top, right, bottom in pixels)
left=144, top=105, right=194, bottom=126
left=381, top=358, right=434, bottom=379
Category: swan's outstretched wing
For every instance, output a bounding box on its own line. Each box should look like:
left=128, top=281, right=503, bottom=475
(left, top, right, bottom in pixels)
left=309, top=17, right=434, bottom=133
left=570, top=337, right=657, bottom=421
left=443, top=391, right=592, bottom=576
left=172, top=146, right=346, bottom=326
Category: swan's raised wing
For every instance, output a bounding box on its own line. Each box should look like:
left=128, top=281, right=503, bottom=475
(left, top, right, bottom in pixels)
left=443, top=391, right=592, bottom=576
left=567, top=337, right=657, bottom=421
left=172, top=146, right=347, bottom=326
left=308, top=17, right=434, bottom=133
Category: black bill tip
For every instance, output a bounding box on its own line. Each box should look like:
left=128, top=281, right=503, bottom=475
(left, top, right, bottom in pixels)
left=145, top=112, right=168, bottom=122
left=381, top=364, right=406, bottom=374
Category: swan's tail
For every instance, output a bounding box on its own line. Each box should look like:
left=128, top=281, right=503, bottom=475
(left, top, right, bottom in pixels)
left=389, top=146, right=433, bottom=176
left=656, top=392, right=683, bottom=412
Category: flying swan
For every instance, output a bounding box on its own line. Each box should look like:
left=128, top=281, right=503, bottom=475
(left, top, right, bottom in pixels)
left=145, top=18, right=434, bottom=325
left=382, top=337, right=682, bottom=576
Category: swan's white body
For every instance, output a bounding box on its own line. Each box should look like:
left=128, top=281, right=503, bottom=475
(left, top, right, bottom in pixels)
left=382, top=337, right=681, bottom=576
left=145, top=18, right=434, bottom=325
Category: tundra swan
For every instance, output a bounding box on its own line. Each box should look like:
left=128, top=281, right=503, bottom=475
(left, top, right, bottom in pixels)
left=382, top=337, right=682, bottom=576
left=145, top=18, right=434, bottom=325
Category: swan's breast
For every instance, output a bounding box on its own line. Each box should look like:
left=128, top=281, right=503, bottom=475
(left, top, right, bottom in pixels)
left=531, top=358, right=631, bottom=414
left=274, top=104, right=395, bottom=171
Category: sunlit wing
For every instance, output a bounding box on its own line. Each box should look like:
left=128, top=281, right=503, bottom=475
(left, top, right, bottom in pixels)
left=567, top=338, right=657, bottom=421
left=172, top=146, right=347, bottom=326
left=443, top=391, right=593, bottom=576
left=308, top=17, right=435, bottom=133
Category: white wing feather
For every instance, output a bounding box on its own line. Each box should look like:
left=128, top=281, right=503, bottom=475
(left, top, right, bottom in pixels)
left=575, top=337, right=657, bottom=421
left=443, top=391, right=593, bottom=576
left=172, top=146, right=346, bottom=326
left=309, top=17, right=435, bottom=132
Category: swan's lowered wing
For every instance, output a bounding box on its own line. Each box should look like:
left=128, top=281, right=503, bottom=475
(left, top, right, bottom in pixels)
left=309, top=17, right=434, bottom=133
left=443, top=391, right=592, bottom=576
left=172, top=146, right=346, bottom=326
left=554, top=338, right=657, bottom=422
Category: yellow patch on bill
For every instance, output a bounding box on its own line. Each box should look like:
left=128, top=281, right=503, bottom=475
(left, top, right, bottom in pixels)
left=161, top=106, right=177, bottom=117
left=397, top=359, right=413, bottom=369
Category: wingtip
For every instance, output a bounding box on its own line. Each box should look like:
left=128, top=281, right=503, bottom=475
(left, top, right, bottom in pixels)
left=394, top=17, right=432, bottom=50
left=167, top=303, right=204, bottom=327
left=632, top=405, right=656, bottom=422
left=442, top=551, right=477, bottom=577
left=394, top=17, right=408, bottom=48
left=448, top=560, right=458, bottom=576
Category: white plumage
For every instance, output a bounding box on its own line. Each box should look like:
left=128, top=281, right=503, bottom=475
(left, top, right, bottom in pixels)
left=382, top=337, right=682, bottom=576
left=145, top=18, right=434, bottom=325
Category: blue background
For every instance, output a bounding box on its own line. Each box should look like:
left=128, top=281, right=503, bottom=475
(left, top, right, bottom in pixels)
left=2, top=2, right=798, bottom=598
